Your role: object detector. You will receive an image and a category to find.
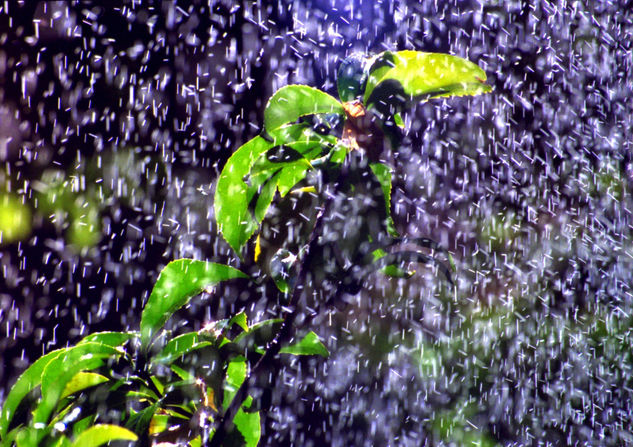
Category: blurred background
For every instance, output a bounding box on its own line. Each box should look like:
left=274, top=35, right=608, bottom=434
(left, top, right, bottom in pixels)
left=1, top=1, right=632, bottom=445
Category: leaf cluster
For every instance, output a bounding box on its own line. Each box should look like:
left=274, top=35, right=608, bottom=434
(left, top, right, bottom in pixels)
left=1, top=50, right=490, bottom=446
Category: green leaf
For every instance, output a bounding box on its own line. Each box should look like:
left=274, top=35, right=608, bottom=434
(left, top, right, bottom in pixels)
left=233, top=319, right=283, bottom=353
left=337, top=53, right=369, bottom=102
left=35, top=343, right=121, bottom=425
left=151, top=332, right=214, bottom=365
left=60, top=372, right=109, bottom=400
left=369, top=163, right=399, bottom=237
left=251, top=171, right=281, bottom=223
left=0, top=349, right=63, bottom=438
left=363, top=51, right=492, bottom=110
left=233, top=396, right=261, bottom=447
left=78, top=331, right=137, bottom=348
left=215, top=124, right=334, bottom=253
left=223, top=358, right=247, bottom=411
left=170, top=364, right=195, bottom=382
left=125, top=403, right=159, bottom=435
left=280, top=331, right=329, bottom=357
left=70, top=424, right=138, bottom=447
left=140, top=260, right=247, bottom=348
left=230, top=312, right=249, bottom=332
left=264, top=85, right=343, bottom=132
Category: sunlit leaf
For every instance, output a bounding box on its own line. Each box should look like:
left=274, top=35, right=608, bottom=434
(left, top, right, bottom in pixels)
left=60, top=372, right=109, bottom=400
left=216, top=125, right=335, bottom=253
left=223, top=357, right=247, bottom=411
left=1, top=343, right=119, bottom=441
left=363, top=51, right=492, bottom=110
left=280, top=331, right=329, bottom=357
left=70, top=424, right=138, bottom=447
left=78, top=331, right=137, bottom=348
left=230, top=312, right=249, bottom=332
left=0, top=349, right=62, bottom=438
left=264, top=85, right=343, bottom=132
left=233, top=396, right=261, bottom=447
left=36, top=344, right=121, bottom=425
left=140, top=259, right=247, bottom=348
left=0, top=193, right=31, bottom=245
left=170, top=364, right=195, bottom=382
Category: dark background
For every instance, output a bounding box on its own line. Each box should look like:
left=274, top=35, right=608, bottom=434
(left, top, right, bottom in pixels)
left=1, top=1, right=632, bottom=445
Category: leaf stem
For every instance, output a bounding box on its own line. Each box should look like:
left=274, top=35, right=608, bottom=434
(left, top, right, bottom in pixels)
left=207, top=160, right=350, bottom=447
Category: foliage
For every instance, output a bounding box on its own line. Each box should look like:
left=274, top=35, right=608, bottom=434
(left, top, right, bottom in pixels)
left=1, top=50, right=489, bottom=446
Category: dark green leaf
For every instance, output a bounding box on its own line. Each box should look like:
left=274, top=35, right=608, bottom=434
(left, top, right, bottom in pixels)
left=264, top=85, right=343, bottom=132
left=140, top=260, right=247, bottom=348
left=337, top=53, right=370, bottom=102
left=369, top=163, right=399, bottom=237
left=151, top=332, right=214, bottom=365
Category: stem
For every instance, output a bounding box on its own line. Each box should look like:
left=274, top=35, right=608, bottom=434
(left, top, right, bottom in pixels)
left=207, top=164, right=349, bottom=447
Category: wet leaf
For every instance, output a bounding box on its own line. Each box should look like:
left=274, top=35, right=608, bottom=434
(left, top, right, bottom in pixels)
left=69, top=424, right=138, bottom=447
left=78, top=331, right=137, bottom=348
left=151, top=332, right=214, bottom=365
left=36, top=344, right=122, bottom=424
left=223, top=357, right=247, bottom=410
left=215, top=124, right=322, bottom=253
left=369, top=162, right=399, bottom=237
left=337, top=53, right=370, bottom=102
left=60, top=372, right=110, bottom=400
left=232, top=396, right=261, bottom=447
left=140, top=260, right=247, bottom=348
left=264, top=85, right=344, bottom=132
left=280, top=331, right=329, bottom=357
left=364, top=51, right=492, bottom=110
left=0, top=349, right=62, bottom=438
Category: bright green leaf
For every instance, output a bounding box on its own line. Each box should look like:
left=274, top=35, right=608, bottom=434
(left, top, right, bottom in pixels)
left=35, top=343, right=121, bottom=426
left=223, top=358, right=247, bottom=411
left=70, top=424, right=138, bottom=447
left=215, top=124, right=334, bottom=253
left=0, top=193, right=31, bottom=244
left=140, top=259, right=247, bottom=348
left=280, top=331, right=329, bottom=357
left=0, top=349, right=63, bottom=438
left=364, top=51, right=491, bottom=110
left=230, top=312, right=249, bottom=332
left=171, top=364, right=195, bottom=382
left=60, top=372, right=109, bottom=400
left=78, top=331, right=137, bottom=348
left=264, top=85, right=343, bottom=132
left=233, top=396, right=261, bottom=447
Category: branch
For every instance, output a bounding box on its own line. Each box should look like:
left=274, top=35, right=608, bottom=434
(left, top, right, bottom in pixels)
left=207, top=162, right=350, bottom=446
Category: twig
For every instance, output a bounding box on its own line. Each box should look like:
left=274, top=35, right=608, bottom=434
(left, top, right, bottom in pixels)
left=207, top=162, right=350, bottom=447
